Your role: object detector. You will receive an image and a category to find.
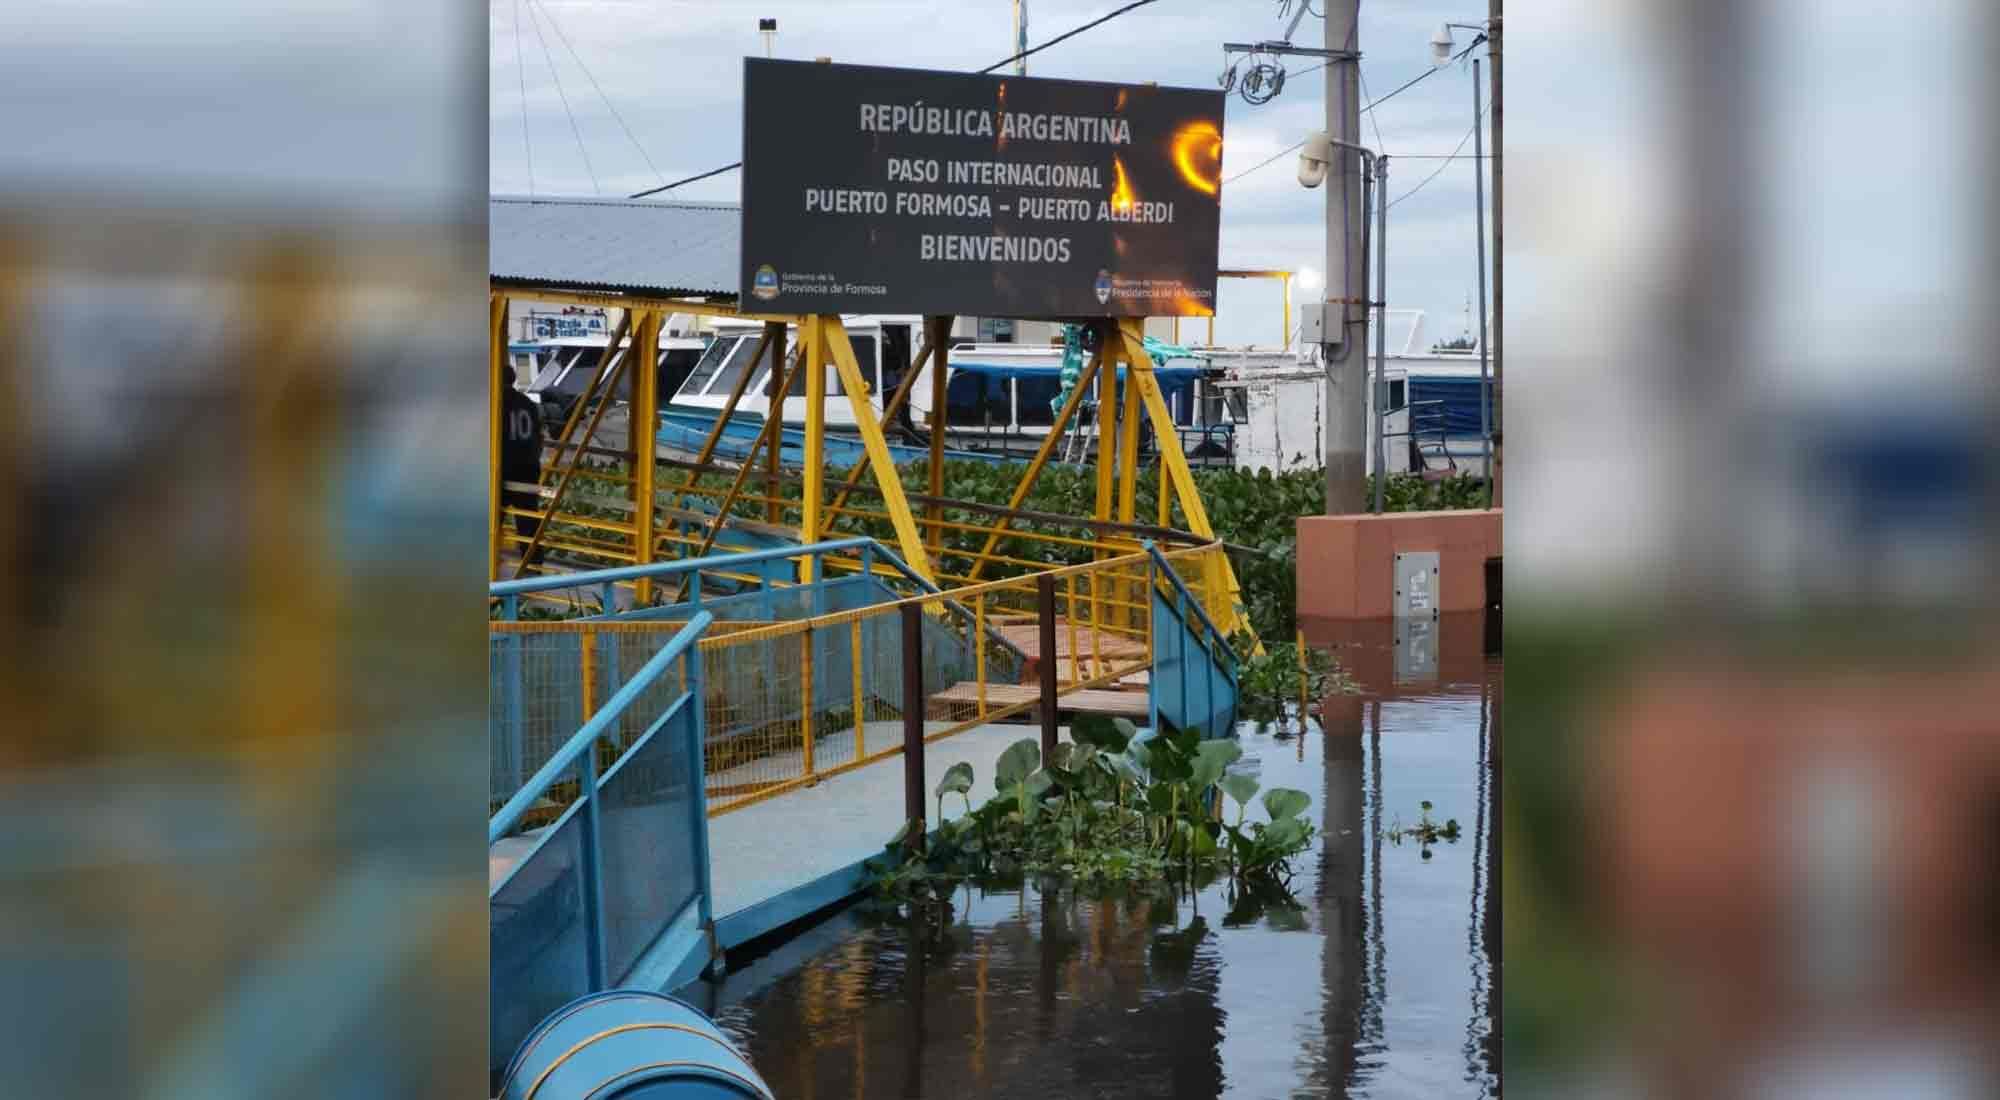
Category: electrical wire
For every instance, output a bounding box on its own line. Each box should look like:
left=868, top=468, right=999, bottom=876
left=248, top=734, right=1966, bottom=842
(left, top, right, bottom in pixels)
left=1358, top=66, right=1386, bottom=154
left=524, top=0, right=600, bottom=195
left=514, top=0, right=535, bottom=195
left=1223, top=37, right=1488, bottom=185
left=978, top=0, right=1160, bottom=74
left=1387, top=102, right=1488, bottom=209
left=532, top=0, right=667, bottom=189
left=630, top=0, right=1163, bottom=199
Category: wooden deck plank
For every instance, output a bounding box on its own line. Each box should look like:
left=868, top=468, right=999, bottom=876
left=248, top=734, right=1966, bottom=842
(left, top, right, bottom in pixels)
left=930, top=682, right=1150, bottom=718
left=994, top=620, right=1147, bottom=660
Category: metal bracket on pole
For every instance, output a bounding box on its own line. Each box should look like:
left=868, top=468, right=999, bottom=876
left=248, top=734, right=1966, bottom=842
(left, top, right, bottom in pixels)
left=1222, top=42, right=1361, bottom=61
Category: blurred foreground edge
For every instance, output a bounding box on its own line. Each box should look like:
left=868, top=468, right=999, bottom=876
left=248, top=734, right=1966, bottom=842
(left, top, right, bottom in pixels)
left=0, top=193, right=486, bottom=1098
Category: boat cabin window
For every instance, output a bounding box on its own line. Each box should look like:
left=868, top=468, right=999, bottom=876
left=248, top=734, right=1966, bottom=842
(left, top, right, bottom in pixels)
left=752, top=332, right=871, bottom=397
left=844, top=335, right=876, bottom=395
left=709, top=335, right=769, bottom=396
left=947, top=370, right=1007, bottom=424
left=773, top=340, right=806, bottom=397
left=879, top=324, right=912, bottom=397
left=1015, top=374, right=1061, bottom=427
left=679, top=335, right=737, bottom=396
left=1386, top=378, right=1407, bottom=411
left=977, top=317, right=1015, bottom=344
left=658, top=347, right=702, bottom=399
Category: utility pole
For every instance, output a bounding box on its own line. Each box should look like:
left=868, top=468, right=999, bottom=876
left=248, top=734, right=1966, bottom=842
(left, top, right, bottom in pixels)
left=1014, top=1, right=1028, bottom=76
left=1322, top=0, right=1367, bottom=514
left=1474, top=56, right=1493, bottom=508
left=1487, top=0, right=1502, bottom=507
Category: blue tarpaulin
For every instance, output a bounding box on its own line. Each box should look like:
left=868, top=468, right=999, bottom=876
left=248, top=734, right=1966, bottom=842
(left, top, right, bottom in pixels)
left=1408, top=377, right=1493, bottom=436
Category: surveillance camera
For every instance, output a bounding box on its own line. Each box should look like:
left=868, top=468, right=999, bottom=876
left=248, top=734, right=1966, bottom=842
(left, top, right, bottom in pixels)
left=1296, top=130, right=1332, bottom=189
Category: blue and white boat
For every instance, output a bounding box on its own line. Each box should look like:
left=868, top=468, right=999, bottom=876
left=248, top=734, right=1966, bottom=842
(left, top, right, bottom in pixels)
left=663, top=315, right=1237, bottom=465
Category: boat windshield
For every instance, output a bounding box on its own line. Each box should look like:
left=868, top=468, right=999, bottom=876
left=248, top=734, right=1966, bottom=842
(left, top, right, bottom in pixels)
left=677, top=335, right=738, bottom=397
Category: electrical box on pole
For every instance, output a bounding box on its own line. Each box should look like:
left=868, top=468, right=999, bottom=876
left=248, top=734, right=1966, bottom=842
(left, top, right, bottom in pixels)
left=1298, top=302, right=1327, bottom=345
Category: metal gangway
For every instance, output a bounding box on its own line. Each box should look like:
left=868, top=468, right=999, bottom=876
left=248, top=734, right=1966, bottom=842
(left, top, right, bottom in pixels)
left=487, top=536, right=1240, bottom=1082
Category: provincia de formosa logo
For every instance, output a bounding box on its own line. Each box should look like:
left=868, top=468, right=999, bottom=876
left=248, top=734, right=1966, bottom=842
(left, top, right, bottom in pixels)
left=751, top=264, right=780, bottom=301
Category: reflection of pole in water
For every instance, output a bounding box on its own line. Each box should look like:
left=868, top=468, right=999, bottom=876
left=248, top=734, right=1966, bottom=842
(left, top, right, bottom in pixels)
left=1367, top=700, right=1386, bottom=1047
left=1483, top=665, right=1502, bottom=1082
left=903, top=917, right=927, bottom=1099
left=1464, top=671, right=1494, bottom=1090
left=1310, top=687, right=1369, bottom=1095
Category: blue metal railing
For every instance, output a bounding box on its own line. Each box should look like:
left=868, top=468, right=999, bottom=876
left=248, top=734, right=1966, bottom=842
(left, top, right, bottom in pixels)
left=489, top=611, right=713, bottom=843
left=1143, top=543, right=1240, bottom=738
left=1143, top=544, right=1241, bottom=673
left=490, top=536, right=1029, bottom=667
left=490, top=611, right=715, bottom=1080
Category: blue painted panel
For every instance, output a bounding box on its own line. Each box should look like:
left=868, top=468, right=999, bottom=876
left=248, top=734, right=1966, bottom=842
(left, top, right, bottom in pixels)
left=1150, top=585, right=1238, bottom=738
left=490, top=808, right=589, bottom=1075
left=596, top=699, right=701, bottom=982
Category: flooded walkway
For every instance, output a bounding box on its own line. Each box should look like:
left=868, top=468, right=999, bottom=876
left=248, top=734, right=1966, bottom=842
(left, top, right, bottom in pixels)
left=708, top=721, right=1049, bottom=920
left=684, top=631, right=1499, bottom=1099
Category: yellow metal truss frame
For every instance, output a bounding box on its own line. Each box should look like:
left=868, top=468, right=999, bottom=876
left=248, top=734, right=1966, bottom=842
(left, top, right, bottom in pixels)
left=491, top=289, right=1253, bottom=642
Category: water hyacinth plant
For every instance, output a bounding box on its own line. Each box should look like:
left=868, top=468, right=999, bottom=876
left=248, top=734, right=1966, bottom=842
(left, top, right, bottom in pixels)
left=870, top=716, right=1315, bottom=906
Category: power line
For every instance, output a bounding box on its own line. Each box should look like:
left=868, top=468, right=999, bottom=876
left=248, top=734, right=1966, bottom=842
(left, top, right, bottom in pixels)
left=513, top=0, right=535, bottom=195
left=1358, top=67, right=1386, bottom=155
left=630, top=0, right=1163, bottom=200
left=979, top=0, right=1159, bottom=74
left=1224, top=140, right=1306, bottom=186
left=1387, top=103, right=1488, bottom=209
left=1223, top=38, right=1488, bottom=186
left=531, top=0, right=667, bottom=189
left=524, top=0, right=600, bottom=195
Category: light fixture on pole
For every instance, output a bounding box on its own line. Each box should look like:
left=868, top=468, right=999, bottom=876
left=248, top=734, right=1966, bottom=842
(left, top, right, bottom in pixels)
left=759, top=17, right=777, bottom=58
left=1296, top=266, right=1322, bottom=293
left=1297, top=131, right=1392, bottom=511
left=1429, top=17, right=1496, bottom=502
left=1429, top=20, right=1490, bottom=67
left=1430, top=24, right=1456, bottom=66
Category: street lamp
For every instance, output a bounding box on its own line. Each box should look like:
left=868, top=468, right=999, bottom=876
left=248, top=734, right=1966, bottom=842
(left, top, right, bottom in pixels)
left=1297, top=132, right=1392, bottom=511
left=1429, top=21, right=1490, bottom=67
left=1430, top=19, right=1495, bottom=503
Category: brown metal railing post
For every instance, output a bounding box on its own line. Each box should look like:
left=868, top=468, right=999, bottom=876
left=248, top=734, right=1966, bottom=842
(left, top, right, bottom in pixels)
left=1037, top=573, right=1059, bottom=759
left=901, top=602, right=926, bottom=853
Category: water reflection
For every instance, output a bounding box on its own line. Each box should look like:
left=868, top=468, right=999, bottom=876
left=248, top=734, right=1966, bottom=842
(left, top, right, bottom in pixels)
left=699, top=623, right=1498, bottom=1099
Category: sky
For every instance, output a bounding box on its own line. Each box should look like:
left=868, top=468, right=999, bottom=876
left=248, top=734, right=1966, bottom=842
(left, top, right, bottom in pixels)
left=487, top=0, right=1496, bottom=348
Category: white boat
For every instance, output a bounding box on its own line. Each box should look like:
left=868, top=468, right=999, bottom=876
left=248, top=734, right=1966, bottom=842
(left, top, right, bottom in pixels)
left=668, top=315, right=1236, bottom=462
left=514, top=330, right=708, bottom=433
left=1210, top=309, right=1497, bottom=477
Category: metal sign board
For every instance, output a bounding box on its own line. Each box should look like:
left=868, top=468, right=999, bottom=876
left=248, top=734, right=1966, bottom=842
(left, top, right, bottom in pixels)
left=740, top=59, right=1224, bottom=317
left=1393, top=551, right=1440, bottom=621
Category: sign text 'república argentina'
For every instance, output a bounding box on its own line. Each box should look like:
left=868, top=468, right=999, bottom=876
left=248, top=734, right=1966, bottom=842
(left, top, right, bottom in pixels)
left=740, top=59, right=1224, bottom=317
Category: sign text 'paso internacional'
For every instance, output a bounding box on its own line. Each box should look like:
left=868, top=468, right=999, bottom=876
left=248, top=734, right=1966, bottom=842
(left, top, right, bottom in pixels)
left=739, top=59, right=1224, bottom=317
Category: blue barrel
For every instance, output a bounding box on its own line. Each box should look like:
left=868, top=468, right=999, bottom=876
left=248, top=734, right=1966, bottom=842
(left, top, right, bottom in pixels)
left=500, top=990, right=772, bottom=1100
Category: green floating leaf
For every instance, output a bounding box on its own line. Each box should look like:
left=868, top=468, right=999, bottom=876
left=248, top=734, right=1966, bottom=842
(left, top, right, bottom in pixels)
left=1189, top=739, right=1244, bottom=791
left=1262, top=816, right=1308, bottom=850
left=1261, top=787, right=1311, bottom=822
left=1024, top=770, right=1055, bottom=798
left=1072, top=714, right=1130, bottom=753
left=1220, top=772, right=1261, bottom=810
left=995, top=738, right=1042, bottom=789
left=1045, top=742, right=1074, bottom=772
left=935, top=761, right=974, bottom=799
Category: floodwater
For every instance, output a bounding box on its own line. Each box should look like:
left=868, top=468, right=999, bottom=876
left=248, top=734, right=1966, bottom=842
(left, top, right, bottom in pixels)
left=689, top=620, right=1498, bottom=1100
